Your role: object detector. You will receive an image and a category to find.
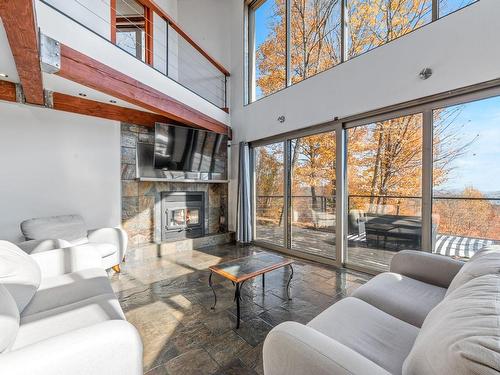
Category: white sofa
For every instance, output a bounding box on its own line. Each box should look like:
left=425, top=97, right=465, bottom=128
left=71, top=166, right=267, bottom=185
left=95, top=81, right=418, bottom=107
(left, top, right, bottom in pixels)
left=263, top=248, right=500, bottom=375
left=0, top=240, right=142, bottom=375
left=18, top=214, right=128, bottom=272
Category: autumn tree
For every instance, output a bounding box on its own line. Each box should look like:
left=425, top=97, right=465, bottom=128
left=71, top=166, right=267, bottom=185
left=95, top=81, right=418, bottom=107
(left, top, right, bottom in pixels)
left=255, top=144, right=284, bottom=225
left=434, top=187, right=496, bottom=239
left=256, top=0, right=432, bottom=96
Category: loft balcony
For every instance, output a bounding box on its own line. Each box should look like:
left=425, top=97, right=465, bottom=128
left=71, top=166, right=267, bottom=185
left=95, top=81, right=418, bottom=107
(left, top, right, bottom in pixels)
left=0, top=0, right=230, bottom=134
left=38, top=0, right=229, bottom=111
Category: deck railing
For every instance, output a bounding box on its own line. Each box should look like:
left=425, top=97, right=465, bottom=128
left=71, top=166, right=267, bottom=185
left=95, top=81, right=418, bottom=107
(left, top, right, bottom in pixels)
left=256, top=194, right=500, bottom=243
left=41, top=0, right=229, bottom=109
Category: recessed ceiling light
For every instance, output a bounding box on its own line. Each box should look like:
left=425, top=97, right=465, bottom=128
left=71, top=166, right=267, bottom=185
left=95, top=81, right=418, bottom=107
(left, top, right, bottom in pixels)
left=109, top=100, right=117, bottom=104
left=0, top=73, right=8, bottom=78
left=78, top=93, right=87, bottom=97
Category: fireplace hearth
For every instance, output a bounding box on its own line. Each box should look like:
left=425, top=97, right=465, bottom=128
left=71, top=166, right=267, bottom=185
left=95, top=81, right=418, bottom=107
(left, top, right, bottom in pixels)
left=161, top=191, right=205, bottom=241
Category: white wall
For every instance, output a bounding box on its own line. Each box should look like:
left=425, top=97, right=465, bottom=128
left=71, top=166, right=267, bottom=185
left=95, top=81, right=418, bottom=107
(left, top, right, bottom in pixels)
left=226, top=0, right=500, bottom=231
left=43, top=0, right=111, bottom=39
left=176, top=0, right=232, bottom=70
left=0, top=102, right=121, bottom=242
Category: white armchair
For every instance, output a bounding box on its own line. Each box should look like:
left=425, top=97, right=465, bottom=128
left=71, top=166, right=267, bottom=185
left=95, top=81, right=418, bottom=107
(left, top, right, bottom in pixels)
left=0, top=240, right=142, bottom=375
left=18, top=214, right=128, bottom=272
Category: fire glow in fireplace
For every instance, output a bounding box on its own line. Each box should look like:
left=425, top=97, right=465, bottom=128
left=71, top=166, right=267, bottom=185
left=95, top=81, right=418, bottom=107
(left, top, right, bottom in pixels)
left=161, top=191, right=205, bottom=240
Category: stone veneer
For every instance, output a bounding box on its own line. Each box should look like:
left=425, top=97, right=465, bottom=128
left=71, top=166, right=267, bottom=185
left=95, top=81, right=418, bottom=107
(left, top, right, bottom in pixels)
left=120, top=123, right=228, bottom=247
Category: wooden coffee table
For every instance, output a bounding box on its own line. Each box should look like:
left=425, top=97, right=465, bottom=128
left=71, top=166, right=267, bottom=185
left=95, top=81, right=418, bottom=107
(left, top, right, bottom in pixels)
left=208, top=252, right=294, bottom=328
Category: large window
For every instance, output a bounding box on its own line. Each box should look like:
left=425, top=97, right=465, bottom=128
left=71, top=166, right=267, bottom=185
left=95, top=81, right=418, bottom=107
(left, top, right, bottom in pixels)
left=247, top=0, right=478, bottom=103
left=432, top=96, right=500, bottom=258
left=250, top=0, right=286, bottom=101
left=290, top=0, right=342, bottom=84
left=347, top=0, right=432, bottom=59
left=439, top=0, right=477, bottom=17
left=346, top=114, right=423, bottom=271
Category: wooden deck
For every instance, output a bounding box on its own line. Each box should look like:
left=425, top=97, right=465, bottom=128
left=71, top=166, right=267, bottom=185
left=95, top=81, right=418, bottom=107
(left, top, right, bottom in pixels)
left=256, top=226, right=498, bottom=272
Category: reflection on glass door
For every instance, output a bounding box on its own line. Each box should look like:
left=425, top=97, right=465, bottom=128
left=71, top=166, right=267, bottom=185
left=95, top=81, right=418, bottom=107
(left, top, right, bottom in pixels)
left=290, top=131, right=336, bottom=259
left=346, top=114, right=423, bottom=271
left=254, top=142, right=285, bottom=246
left=432, top=96, right=500, bottom=259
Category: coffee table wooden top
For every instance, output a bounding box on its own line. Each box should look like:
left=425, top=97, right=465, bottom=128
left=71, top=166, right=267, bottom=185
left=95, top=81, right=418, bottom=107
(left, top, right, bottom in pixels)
left=209, top=252, right=293, bottom=283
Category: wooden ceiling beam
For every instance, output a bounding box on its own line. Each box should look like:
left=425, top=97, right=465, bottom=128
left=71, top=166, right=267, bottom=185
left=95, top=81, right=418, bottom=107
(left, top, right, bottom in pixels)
left=52, top=92, right=174, bottom=128
left=55, top=43, right=230, bottom=135
left=0, top=0, right=44, bottom=105
left=0, top=80, right=16, bottom=102
left=0, top=80, right=178, bottom=127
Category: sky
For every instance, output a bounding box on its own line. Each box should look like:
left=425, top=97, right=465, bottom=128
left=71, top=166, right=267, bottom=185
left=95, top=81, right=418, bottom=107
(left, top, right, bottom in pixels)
left=254, top=0, right=277, bottom=99
left=435, top=96, right=500, bottom=196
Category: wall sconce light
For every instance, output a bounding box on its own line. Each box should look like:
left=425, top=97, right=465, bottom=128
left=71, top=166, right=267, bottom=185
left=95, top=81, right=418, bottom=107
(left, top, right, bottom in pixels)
left=419, top=68, right=433, bottom=80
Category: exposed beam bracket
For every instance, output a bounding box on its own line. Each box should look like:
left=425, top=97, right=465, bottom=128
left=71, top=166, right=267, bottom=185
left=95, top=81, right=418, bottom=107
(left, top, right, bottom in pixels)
left=15, top=84, right=26, bottom=104
left=44, top=90, right=54, bottom=108
left=40, top=33, right=61, bottom=74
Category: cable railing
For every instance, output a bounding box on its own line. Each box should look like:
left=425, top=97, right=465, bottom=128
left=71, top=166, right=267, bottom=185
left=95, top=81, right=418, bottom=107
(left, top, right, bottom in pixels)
left=41, top=0, right=229, bottom=109
left=255, top=194, right=500, bottom=243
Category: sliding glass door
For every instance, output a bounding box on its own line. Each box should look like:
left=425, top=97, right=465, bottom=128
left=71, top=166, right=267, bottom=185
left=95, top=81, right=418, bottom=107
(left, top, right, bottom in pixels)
left=345, top=114, right=423, bottom=271
left=290, top=131, right=337, bottom=259
left=253, top=129, right=339, bottom=261
left=254, top=142, right=285, bottom=246
left=432, top=96, right=500, bottom=258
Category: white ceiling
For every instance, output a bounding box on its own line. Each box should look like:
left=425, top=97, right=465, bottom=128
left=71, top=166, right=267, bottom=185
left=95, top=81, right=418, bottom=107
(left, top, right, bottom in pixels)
left=0, top=18, right=152, bottom=113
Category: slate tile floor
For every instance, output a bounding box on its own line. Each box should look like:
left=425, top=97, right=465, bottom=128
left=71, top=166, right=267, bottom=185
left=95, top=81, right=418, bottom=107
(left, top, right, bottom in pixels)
left=110, top=243, right=372, bottom=375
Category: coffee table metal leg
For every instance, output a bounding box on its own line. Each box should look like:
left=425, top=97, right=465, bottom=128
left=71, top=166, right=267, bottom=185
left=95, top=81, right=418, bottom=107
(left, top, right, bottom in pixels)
left=286, top=264, right=294, bottom=300
left=209, top=271, right=217, bottom=310
left=235, top=282, right=241, bottom=329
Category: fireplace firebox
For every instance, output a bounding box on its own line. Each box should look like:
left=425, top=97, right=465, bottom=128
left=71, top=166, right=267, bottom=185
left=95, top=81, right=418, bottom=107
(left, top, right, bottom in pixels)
left=161, top=192, right=205, bottom=240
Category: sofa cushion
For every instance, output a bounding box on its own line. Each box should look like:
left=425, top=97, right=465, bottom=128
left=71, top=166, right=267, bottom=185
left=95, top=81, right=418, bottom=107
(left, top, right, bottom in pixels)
left=0, top=241, right=41, bottom=313
left=89, top=242, right=118, bottom=258
left=12, top=293, right=125, bottom=350
left=0, top=284, right=19, bottom=353
left=22, top=268, right=114, bottom=317
left=17, top=239, right=73, bottom=254
left=308, top=297, right=419, bottom=375
left=352, top=272, right=446, bottom=327
left=21, top=214, right=88, bottom=243
left=446, top=245, right=500, bottom=296
left=403, top=274, right=500, bottom=375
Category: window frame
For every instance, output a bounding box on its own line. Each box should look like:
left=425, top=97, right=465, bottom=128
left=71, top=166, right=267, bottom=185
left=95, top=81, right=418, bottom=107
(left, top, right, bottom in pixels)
left=245, top=0, right=479, bottom=105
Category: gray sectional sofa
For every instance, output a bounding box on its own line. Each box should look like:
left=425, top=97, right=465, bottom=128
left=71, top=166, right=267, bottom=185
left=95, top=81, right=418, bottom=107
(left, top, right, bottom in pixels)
left=263, top=247, right=500, bottom=375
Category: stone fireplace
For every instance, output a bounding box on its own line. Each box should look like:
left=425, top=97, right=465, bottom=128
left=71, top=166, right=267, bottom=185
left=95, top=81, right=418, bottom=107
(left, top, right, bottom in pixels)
left=120, top=123, right=229, bottom=247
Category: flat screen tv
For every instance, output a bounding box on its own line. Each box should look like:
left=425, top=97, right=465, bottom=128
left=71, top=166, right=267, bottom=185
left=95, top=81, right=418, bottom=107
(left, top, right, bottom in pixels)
left=153, top=123, right=228, bottom=173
